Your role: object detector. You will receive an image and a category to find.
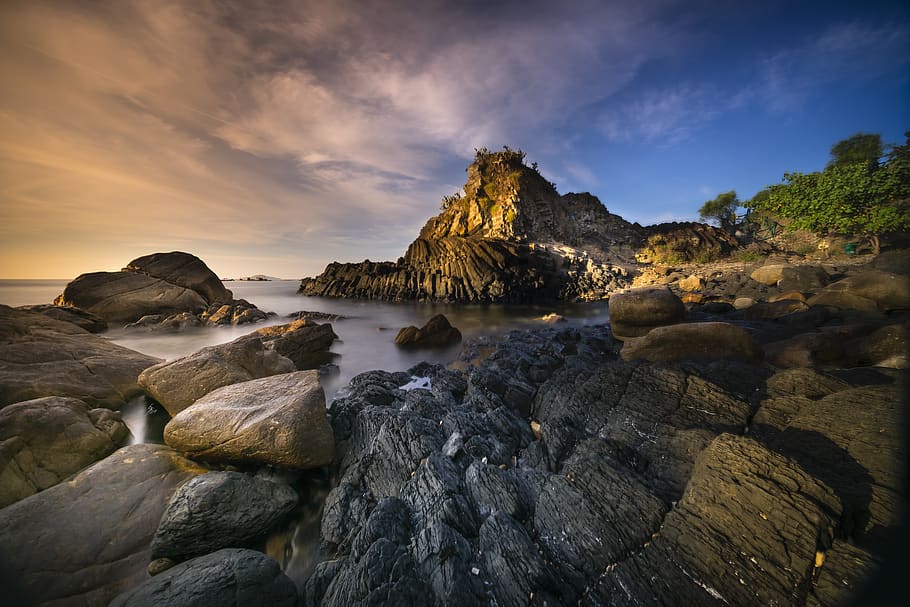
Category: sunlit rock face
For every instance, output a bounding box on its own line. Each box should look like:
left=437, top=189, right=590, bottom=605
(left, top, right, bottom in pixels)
left=300, top=149, right=645, bottom=302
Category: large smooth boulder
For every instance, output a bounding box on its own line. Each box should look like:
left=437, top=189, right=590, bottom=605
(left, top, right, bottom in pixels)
left=0, top=444, right=207, bottom=607
left=620, top=321, right=762, bottom=362
left=16, top=304, right=108, bottom=332
left=164, top=370, right=334, bottom=469
left=55, top=270, right=208, bottom=324
left=151, top=471, right=298, bottom=563
left=0, top=396, right=129, bottom=507
left=807, top=270, right=910, bottom=312
left=254, top=319, right=337, bottom=368
left=0, top=305, right=161, bottom=408
left=395, top=314, right=462, bottom=348
left=125, top=251, right=232, bottom=305
left=138, top=335, right=295, bottom=416
left=608, top=285, right=686, bottom=339
left=110, top=549, right=298, bottom=607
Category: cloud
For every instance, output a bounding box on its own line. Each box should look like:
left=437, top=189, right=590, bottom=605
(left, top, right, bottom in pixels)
left=756, top=21, right=910, bottom=113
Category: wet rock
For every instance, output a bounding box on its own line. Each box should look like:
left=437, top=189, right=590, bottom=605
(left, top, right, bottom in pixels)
left=395, top=314, right=462, bottom=348
left=0, top=304, right=160, bottom=408
left=608, top=285, right=686, bottom=339
left=151, top=471, right=298, bottom=564
left=620, top=321, right=761, bottom=362
left=0, top=444, right=206, bottom=606
left=109, top=549, right=297, bottom=607
left=0, top=396, right=129, bottom=507
left=164, top=370, right=333, bottom=469
left=254, top=319, right=337, bottom=369
left=138, top=334, right=295, bottom=416
left=16, top=303, right=107, bottom=332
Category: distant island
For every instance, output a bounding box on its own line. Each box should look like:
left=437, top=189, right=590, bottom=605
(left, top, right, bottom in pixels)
left=222, top=275, right=286, bottom=282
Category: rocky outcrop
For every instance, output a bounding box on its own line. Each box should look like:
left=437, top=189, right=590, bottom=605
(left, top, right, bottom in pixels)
left=16, top=303, right=107, bottom=332
left=0, top=396, right=129, bottom=507
left=807, top=270, right=910, bottom=312
left=164, top=370, right=334, bottom=469
left=608, top=285, right=686, bottom=339
left=300, top=150, right=638, bottom=302
left=55, top=270, right=209, bottom=324
left=0, top=304, right=160, bottom=408
left=151, top=471, right=298, bottom=565
left=303, top=322, right=901, bottom=607
left=0, top=444, right=207, bottom=607
left=637, top=221, right=741, bottom=264
left=253, top=319, right=337, bottom=369
left=125, top=251, right=232, bottom=305
left=110, top=549, right=298, bottom=607
left=137, top=334, right=295, bottom=416
left=395, top=314, right=462, bottom=348
left=55, top=251, right=270, bottom=325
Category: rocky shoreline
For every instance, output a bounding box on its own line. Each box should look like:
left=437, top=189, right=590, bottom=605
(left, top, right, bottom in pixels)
left=0, top=242, right=907, bottom=606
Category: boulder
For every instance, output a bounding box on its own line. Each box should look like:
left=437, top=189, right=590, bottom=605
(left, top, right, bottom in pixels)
left=0, top=305, right=160, bottom=409
left=0, top=444, right=206, bottom=606
left=137, top=335, right=295, bottom=416
left=151, top=471, right=298, bottom=564
left=200, top=301, right=269, bottom=326
left=109, top=549, right=297, bottom=607
left=0, top=396, right=129, bottom=507
left=395, top=314, right=462, bottom=348
left=620, top=321, right=762, bottom=362
left=608, top=286, right=686, bottom=339
left=16, top=304, right=108, bottom=332
left=807, top=271, right=910, bottom=312
left=677, top=274, right=704, bottom=292
left=55, top=270, right=208, bottom=324
left=750, top=263, right=788, bottom=286
left=254, top=319, right=337, bottom=369
left=124, top=251, right=233, bottom=305
left=164, top=370, right=334, bottom=469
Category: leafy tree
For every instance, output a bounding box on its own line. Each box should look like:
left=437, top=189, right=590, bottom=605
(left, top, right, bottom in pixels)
left=698, top=190, right=740, bottom=233
left=748, top=131, right=910, bottom=254
left=827, top=132, right=883, bottom=169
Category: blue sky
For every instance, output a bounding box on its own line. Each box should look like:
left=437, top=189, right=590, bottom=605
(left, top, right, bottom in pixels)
left=1, top=0, right=908, bottom=278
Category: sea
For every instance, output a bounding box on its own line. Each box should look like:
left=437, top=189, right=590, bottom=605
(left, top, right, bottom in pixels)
left=0, top=278, right=610, bottom=399
left=0, top=277, right=610, bottom=584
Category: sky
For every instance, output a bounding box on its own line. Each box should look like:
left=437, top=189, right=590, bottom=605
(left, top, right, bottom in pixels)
left=1, top=0, right=908, bottom=279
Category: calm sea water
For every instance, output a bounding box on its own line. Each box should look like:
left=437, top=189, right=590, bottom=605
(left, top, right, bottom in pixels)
left=0, top=279, right=609, bottom=399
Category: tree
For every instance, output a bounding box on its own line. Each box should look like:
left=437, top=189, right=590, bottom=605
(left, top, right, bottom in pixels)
left=827, top=132, right=883, bottom=169
left=748, top=131, right=910, bottom=254
left=698, top=191, right=740, bottom=233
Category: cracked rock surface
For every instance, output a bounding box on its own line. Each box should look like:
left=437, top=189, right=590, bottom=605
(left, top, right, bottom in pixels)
left=305, top=324, right=904, bottom=607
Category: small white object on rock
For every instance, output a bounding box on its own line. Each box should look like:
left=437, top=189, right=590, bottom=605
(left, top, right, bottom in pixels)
left=400, top=376, right=432, bottom=391
left=471, top=567, right=480, bottom=576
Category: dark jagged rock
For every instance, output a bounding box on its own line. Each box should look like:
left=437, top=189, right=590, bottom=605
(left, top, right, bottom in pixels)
left=0, top=444, right=207, bottom=606
left=304, top=322, right=900, bottom=606
left=16, top=303, right=107, bottom=332
left=395, top=314, right=462, bottom=348
left=151, top=471, right=298, bottom=565
left=0, top=304, right=160, bottom=408
left=0, top=396, right=129, bottom=507
left=109, top=549, right=298, bottom=607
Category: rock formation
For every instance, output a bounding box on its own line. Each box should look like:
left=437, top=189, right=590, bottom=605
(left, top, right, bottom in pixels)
left=55, top=251, right=269, bottom=326
left=300, top=149, right=642, bottom=302
left=0, top=304, right=160, bottom=408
